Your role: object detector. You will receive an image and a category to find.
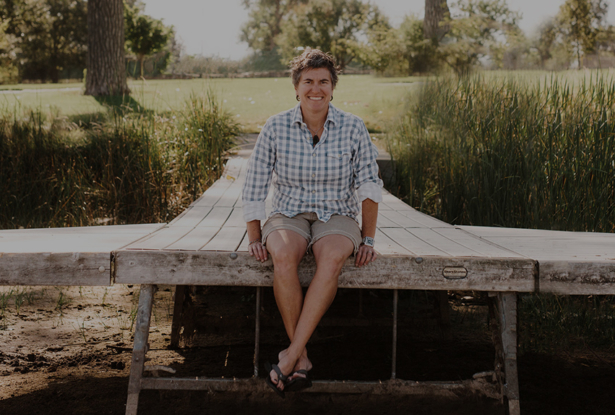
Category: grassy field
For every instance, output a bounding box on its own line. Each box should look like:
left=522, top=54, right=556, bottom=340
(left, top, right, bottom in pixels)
left=0, top=75, right=423, bottom=133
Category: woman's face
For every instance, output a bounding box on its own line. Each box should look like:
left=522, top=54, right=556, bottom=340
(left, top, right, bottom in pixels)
left=295, top=67, right=334, bottom=115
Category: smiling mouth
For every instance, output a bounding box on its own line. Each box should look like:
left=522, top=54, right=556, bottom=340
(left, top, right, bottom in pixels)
left=308, top=97, right=324, bottom=101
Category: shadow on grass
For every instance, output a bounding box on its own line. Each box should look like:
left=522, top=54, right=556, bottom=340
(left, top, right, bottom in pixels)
left=67, top=95, right=153, bottom=127
left=94, top=94, right=147, bottom=114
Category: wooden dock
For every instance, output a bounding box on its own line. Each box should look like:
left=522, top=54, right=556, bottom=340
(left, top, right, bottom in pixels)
left=1, top=150, right=614, bottom=415
left=3, top=155, right=612, bottom=294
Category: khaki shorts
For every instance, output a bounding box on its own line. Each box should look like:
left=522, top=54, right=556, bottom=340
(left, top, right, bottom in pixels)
left=262, top=212, right=362, bottom=254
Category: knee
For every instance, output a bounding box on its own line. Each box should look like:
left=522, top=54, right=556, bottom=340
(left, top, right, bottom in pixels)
left=270, top=248, right=302, bottom=274
left=317, top=248, right=350, bottom=271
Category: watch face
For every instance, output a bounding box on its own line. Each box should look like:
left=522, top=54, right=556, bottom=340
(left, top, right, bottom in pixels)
left=362, top=236, right=375, bottom=247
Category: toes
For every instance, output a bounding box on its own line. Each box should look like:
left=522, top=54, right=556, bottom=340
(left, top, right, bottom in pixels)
left=270, top=369, right=286, bottom=390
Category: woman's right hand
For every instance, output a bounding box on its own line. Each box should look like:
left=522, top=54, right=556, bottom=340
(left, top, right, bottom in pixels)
left=249, top=240, right=268, bottom=262
left=246, top=220, right=267, bottom=262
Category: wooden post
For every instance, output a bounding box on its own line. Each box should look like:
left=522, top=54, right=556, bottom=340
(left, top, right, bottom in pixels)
left=126, top=284, right=156, bottom=415
left=489, top=292, right=520, bottom=415
left=170, top=285, right=187, bottom=348
left=391, top=289, right=398, bottom=380
left=433, top=290, right=452, bottom=338
left=253, top=287, right=261, bottom=377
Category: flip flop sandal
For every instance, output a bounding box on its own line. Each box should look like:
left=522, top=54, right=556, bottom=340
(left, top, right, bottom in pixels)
left=284, top=369, right=312, bottom=392
left=264, top=361, right=288, bottom=398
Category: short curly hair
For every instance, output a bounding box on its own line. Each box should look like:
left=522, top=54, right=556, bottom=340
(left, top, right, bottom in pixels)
left=289, top=48, right=339, bottom=88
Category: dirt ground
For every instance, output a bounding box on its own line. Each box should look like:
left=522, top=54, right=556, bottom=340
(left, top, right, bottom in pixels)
left=1, top=285, right=614, bottom=415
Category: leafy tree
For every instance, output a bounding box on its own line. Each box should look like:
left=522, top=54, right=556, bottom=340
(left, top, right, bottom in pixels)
left=359, top=15, right=438, bottom=76
left=356, top=16, right=397, bottom=74
left=534, top=19, right=558, bottom=68
left=439, top=0, right=521, bottom=74
left=240, top=0, right=308, bottom=71
left=556, top=0, right=609, bottom=68
left=276, top=0, right=386, bottom=70
left=401, top=15, right=439, bottom=74
left=0, top=0, right=87, bottom=83
left=0, top=19, right=19, bottom=83
left=124, top=3, right=173, bottom=78
left=240, top=0, right=308, bottom=52
left=595, top=23, right=615, bottom=56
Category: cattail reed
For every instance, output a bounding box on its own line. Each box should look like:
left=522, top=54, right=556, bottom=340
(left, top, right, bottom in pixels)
left=388, top=73, right=615, bottom=233
left=0, top=90, right=240, bottom=229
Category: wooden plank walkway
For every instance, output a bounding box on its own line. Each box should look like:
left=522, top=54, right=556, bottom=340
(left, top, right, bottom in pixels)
left=114, top=157, right=537, bottom=292
left=0, top=224, right=162, bottom=286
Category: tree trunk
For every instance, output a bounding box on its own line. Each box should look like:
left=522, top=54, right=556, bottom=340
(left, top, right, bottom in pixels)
left=424, top=0, right=450, bottom=42
left=85, top=0, right=130, bottom=96
left=139, top=55, right=145, bottom=78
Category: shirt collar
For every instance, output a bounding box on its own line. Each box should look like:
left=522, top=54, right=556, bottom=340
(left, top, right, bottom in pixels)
left=292, top=103, right=339, bottom=128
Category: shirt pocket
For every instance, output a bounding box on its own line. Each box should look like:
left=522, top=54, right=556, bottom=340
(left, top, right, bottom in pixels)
left=324, top=151, right=353, bottom=188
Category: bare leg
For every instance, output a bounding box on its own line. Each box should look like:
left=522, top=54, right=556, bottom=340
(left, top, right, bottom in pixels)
left=266, top=229, right=309, bottom=388
left=274, top=234, right=354, bottom=388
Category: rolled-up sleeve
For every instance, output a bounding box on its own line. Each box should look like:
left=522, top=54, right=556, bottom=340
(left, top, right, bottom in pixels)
left=353, top=122, right=383, bottom=203
left=242, top=122, right=276, bottom=222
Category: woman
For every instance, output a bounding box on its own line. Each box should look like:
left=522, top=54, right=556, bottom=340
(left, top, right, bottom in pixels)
left=242, top=48, right=383, bottom=397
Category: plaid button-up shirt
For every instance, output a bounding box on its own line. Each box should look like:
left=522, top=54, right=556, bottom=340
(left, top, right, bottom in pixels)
left=242, top=103, right=383, bottom=223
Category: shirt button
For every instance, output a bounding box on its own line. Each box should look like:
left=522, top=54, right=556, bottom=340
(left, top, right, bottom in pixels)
left=312, top=174, right=315, bottom=178
left=312, top=190, right=316, bottom=194
left=312, top=153, right=316, bottom=157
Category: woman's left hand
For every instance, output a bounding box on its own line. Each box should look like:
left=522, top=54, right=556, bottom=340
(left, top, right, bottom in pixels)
left=355, top=244, right=377, bottom=267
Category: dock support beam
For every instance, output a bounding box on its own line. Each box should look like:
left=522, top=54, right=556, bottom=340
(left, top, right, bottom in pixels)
left=126, top=284, right=156, bottom=415
left=489, top=292, right=520, bottom=415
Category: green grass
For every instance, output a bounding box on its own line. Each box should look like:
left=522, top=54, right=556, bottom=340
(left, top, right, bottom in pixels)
left=0, top=75, right=424, bottom=133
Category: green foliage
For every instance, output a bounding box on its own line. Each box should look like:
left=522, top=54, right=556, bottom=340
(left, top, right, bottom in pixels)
left=524, top=1, right=613, bottom=70
left=388, top=74, right=615, bottom=232
left=358, top=15, right=438, bottom=76
left=0, top=0, right=88, bottom=83
left=439, top=0, right=522, bottom=74
left=124, top=2, right=174, bottom=78
left=240, top=0, right=308, bottom=53
left=0, top=91, right=240, bottom=228
left=557, top=0, right=609, bottom=68
left=276, top=0, right=386, bottom=70
left=241, top=49, right=289, bottom=72
left=357, top=0, right=525, bottom=75
left=399, top=16, right=439, bottom=74
left=0, top=20, right=19, bottom=84
left=169, top=55, right=243, bottom=77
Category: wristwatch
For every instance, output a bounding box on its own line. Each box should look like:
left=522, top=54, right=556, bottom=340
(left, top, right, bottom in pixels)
left=361, top=236, right=375, bottom=248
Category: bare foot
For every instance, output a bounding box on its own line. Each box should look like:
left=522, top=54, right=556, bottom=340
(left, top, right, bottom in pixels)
left=269, top=348, right=299, bottom=391
left=288, top=348, right=312, bottom=381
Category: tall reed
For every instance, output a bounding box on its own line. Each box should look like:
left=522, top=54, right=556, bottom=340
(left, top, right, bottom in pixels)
left=0, top=91, right=240, bottom=229
left=388, top=73, right=615, bottom=232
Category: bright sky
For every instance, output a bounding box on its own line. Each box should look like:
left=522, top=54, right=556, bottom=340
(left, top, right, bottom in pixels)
left=141, top=0, right=612, bottom=60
